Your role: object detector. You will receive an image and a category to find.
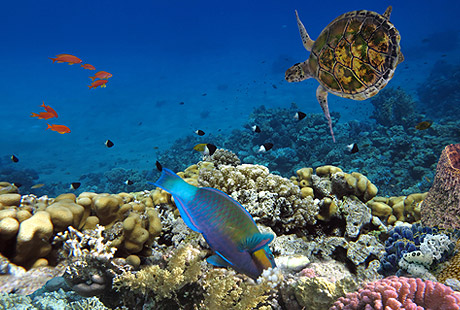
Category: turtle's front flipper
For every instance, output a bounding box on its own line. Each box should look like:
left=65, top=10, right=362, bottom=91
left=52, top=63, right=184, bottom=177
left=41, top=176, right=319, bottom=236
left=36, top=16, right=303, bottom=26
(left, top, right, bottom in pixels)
left=295, top=10, right=315, bottom=51
left=316, top=85, right=336, bottom=142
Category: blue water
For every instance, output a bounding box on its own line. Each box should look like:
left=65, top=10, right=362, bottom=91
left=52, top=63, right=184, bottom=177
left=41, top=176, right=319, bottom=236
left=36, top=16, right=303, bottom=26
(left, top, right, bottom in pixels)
left=1, top=0, right=459, bottom=192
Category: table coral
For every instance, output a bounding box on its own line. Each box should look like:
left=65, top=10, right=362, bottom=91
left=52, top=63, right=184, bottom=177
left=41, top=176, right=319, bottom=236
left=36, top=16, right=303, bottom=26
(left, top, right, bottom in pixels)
left=330, top=276, right=460, bottom=309
left=421, top=143, right=460, bottom=229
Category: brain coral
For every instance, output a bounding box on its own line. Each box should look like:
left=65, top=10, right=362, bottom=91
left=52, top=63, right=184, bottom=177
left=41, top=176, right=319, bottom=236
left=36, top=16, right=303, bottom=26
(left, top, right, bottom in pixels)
left=330, top=276, right=460, bottom=309
left=421, top=143, right=460, bottom=229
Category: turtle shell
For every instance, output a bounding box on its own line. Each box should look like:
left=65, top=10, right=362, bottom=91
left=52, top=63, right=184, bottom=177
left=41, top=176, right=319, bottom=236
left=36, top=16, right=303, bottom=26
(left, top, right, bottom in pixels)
left=308, top=9, right=402, bottom=100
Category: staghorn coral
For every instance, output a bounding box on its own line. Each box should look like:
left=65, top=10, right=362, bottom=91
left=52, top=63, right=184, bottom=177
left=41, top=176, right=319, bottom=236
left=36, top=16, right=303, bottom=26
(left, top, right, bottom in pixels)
left=330, top=276, right=460, bottom=309
left=421, top=143, right=460, bottom=229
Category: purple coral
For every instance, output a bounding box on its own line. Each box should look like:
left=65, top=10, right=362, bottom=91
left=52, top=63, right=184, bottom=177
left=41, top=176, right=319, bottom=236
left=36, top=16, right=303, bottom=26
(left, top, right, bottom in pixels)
left=421, top=143, right=460, bottom=229
left=330, top=276, right=460, bottom=310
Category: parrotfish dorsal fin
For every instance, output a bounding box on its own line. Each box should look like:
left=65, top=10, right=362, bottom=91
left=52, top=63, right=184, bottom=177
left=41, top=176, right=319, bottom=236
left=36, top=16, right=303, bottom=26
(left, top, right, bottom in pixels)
left=207, top=252, right=234, bottom=268
left=238, top=233, right=274, bottom=253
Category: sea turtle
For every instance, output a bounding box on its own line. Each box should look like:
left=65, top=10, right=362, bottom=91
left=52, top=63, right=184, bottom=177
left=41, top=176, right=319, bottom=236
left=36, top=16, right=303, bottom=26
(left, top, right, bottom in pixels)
left=285, top=6, right=404, bottom=142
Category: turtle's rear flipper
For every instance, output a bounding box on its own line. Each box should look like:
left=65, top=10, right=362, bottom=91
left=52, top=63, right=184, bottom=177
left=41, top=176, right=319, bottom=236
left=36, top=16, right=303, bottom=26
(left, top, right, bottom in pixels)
left=316, top=85, right=336, bottom=142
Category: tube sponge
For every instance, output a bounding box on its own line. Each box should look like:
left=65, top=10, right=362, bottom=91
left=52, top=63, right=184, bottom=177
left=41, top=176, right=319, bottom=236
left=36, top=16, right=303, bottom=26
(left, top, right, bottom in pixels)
left=421, top=143, right=460, bottom=229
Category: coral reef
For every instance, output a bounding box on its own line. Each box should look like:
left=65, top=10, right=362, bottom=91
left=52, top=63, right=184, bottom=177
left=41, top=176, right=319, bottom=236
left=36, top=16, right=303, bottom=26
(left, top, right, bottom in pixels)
left=369, top=87, right=419, bottom=128
left=330, top=276, right=460, bottom=309
left=418, top=60, right=460, bottom=120
left=421, top=143, right=460, bottom=229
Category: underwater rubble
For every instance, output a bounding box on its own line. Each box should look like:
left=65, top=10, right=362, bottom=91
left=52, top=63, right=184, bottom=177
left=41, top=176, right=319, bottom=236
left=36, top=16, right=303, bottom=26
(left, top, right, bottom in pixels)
left=1, top=145, right=460, bottom=309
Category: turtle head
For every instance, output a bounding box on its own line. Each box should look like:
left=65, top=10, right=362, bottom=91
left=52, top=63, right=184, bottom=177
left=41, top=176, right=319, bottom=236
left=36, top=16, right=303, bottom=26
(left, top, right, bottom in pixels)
left=285, top=61, right=311, bottom=82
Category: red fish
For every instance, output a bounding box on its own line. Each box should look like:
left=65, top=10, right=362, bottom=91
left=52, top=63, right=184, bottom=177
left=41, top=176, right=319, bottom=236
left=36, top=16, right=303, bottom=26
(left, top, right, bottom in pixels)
left=88, top=79, right=108, bottom=89
left=81, top=64, right=96, bottom=70
left=41, top=101, right=58, bottom=118
left=89, top=71, right=112, bottom=81
left=31, top=112, right=55, bottom=120
left=49, top=54, right=82, bottom=65
left=47, top=124, right=71, bottom=134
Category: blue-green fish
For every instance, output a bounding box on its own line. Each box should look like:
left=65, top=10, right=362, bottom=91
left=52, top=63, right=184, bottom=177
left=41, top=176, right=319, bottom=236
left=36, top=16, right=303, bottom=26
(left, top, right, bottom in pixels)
left=152, top=167, right=276, bottom=279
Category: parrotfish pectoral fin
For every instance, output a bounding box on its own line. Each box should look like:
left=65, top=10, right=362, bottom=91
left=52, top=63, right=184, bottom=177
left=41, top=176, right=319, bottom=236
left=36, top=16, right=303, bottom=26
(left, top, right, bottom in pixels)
left=238, top=233, right=274, bottom=253
left=207, top=253, right=234, bottom=268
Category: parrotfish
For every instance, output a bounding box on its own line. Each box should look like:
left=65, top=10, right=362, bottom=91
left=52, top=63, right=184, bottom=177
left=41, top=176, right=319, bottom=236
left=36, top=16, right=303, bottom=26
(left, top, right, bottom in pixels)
left=152, top=167, right=276, bottom=279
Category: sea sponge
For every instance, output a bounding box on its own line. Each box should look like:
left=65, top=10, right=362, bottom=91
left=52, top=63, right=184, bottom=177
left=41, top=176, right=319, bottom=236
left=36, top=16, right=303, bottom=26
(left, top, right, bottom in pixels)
left=0, top=194, right=21, bottom=207
left=331, top=172, right=378, bottom=202
left=46, top=199, right=85, bottom=232
left=0, top=217, right=20, bottom=240
left=13, top=211, right=53, bottom=267
left=92, top=194, right=122, bottom=227
left=316, top=165, right=343, bottom=177
left=421, top=143, right=460, bottom=229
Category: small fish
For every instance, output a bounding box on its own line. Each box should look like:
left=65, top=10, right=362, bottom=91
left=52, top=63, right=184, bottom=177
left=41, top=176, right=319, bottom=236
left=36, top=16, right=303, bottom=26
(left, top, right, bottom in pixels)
left=294, top=111, right=306, bottom=121
left=31, top=183, right=45, bottom=189
left=88, top=79, right=108, bottom=89
left=193, top=143, right=217, bottom=156
left=105, top=139, right=114, bottom=148
left=81, top=64, right=96, bottom=70
left=195, top=130, right=205, bottom=136
left=125, top=180, right=134, bottom=185
left=155, top=161, right=163, bottom=171
left=89, top=71, right=112, bottom=81
left=179, top=102, right=185, bottom=105
left=415, top=120, right=433, bottom=131
left=258, top=143, right=273, bottom=153
left=31, top=112, right=56, bottom=120
left=49, top=54, right=82, bottom=65
left=47, top=124, right=71, bottom=134
left=41, top=101, right=58, bottom=118
left=252, top=125, right=261, bottom=133
left=150, top=168, right=276, bottom=279
left=70, top=182, right=81, bottom=190
left=11, top=155, right=19, bottom=163
left=346, top=143, right=359, bottom=154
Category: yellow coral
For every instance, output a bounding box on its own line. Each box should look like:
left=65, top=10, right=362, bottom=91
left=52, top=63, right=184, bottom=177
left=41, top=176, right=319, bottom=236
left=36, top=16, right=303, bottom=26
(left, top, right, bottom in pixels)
left=113, top=244, right=204, bottom=301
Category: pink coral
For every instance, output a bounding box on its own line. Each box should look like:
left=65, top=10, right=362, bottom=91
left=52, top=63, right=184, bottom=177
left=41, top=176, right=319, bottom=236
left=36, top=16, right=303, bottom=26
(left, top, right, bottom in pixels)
left=330, top=276, right=460, bottom=310
left=421, top=143, right=460, bottom=229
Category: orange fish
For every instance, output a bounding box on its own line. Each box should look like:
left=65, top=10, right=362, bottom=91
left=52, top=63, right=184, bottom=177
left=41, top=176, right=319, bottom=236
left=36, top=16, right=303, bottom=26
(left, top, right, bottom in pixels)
left=88, top=79, right=108, bottom=89
left=89, top=71, right=112, bottom=81
left=47, top=124, right=71, bottom=134
left=49, top=54, right=82, bottom=65
left=41, top=101, right=58, bottom=118
left=31, top=112, right=56, bottom=120
left=81, top=64, right=96, bottom=70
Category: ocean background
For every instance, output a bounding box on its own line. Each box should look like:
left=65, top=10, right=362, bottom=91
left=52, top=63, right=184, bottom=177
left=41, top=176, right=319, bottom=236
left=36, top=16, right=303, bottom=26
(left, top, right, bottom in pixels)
left=1, top=0, right=459, bottom=196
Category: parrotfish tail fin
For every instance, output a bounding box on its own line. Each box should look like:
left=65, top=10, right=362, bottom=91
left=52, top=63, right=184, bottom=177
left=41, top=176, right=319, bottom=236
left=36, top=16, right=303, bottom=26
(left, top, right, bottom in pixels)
left=238, top=233, right=274, bottom=253
left=89, top=76, right=96, bottom=81
left=316, top=85, right=336, bottom=143
left=41, top=101, right=45, bottom=108
left=31, top=112, right=38, bottom=117
left=46, top=124, right=51, bottom=130
left=88, top=85, right=92, bottom=89
left=49, top=57, right=56, bottom=63
left=150, top=168, right=201, bottom=233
